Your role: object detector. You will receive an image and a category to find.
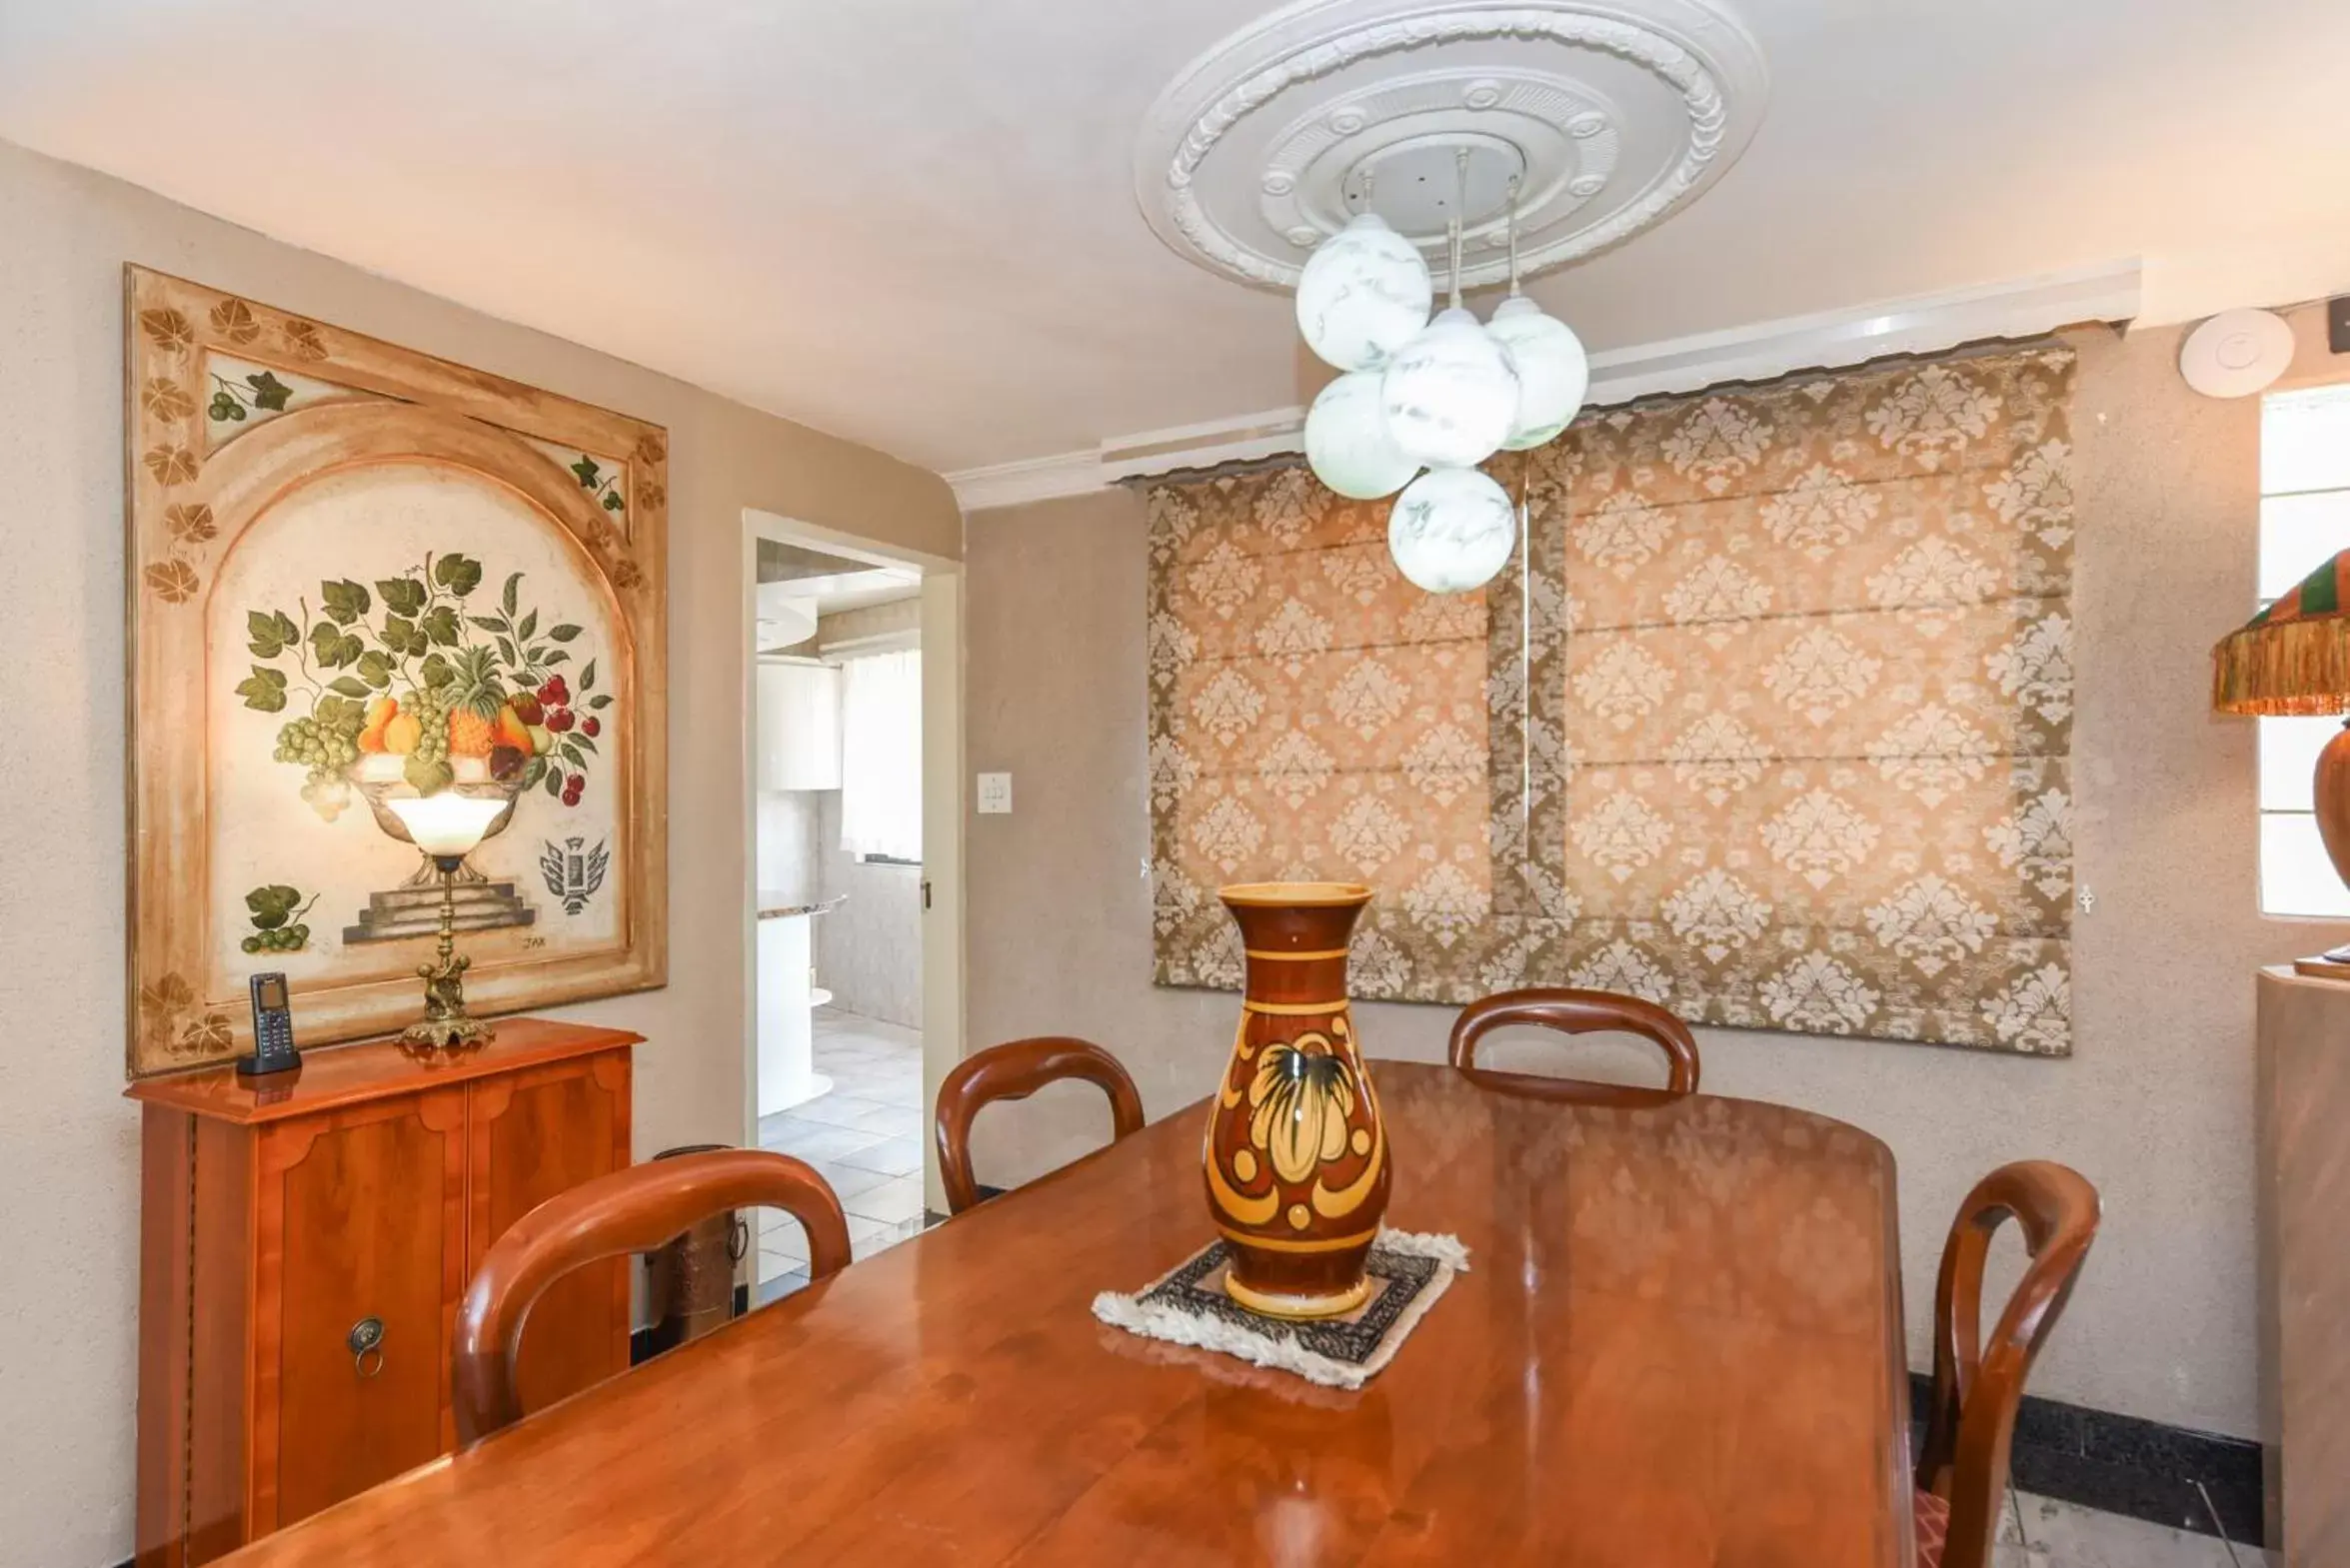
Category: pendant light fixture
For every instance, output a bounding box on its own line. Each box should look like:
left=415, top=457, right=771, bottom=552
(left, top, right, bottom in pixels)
left=1298, top=166, right=1428, bottom=502
left=1293, top=188, right=1434, bottom=375
left=1302, top=149, right=1544, bottom=595
left=1388, top=464, right=1517, bottom=595
left=1138, top=0, right=1770, bottom=593
left=1484, top=191, right=1590, bottom=451
left=1379, top=159, right=1520, bottom=471
left=1304, top=369, right=1421, bottom=500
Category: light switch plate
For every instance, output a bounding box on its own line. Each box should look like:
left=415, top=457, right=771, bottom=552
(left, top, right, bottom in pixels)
left=977, top=772, right=1013, bottom=814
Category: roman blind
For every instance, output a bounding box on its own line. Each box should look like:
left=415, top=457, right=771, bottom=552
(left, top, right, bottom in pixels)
left=1147, top=345, right=2075, bottom=1054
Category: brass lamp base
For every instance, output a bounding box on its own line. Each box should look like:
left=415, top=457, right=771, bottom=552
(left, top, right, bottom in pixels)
left=399, top=1012, right=496, bottom=1052
left=397, top=854, right=497, bottom=1055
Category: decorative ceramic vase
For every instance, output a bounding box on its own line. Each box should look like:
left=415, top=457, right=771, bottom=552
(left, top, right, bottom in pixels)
left=1204, top=881, right=1391, bottom=1319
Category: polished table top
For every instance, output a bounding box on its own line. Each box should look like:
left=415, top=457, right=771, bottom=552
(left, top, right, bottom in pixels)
left=221, top=1061, right=1911, bottom=1565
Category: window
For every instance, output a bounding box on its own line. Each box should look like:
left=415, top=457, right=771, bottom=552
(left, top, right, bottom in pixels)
left=2257, top=385, right=2350, bottom=917
left=837, top=648, right=923, bottom=863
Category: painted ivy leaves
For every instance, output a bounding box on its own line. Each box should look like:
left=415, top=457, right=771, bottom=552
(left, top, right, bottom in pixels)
left=136, top=293, right=337, bottom=606
left=571, top=454, right=628, bottom=518
left=138, top=971, right=232, bottom=1059
left=143, top=560, right=203, bottom=604
left=237, top=553, right=608, bottom=819
left=208, top=369, right=294, bottom=423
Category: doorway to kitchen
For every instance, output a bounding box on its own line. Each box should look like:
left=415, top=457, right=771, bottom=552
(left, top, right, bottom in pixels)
left=741, top=511, right=962, bottom=1303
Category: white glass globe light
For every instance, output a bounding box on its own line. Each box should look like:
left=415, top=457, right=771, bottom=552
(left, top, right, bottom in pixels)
left=1293, top=214, right=1432, bottom=374
left=383, top=791, right=510, bottom=857
left=1379, top=307, right=1520, bottom=469
left=1487, top=296, right=1589, bottom=451
left=1387, top=466, right=1517, bottom=595
left=1304, top=371, right=1419, bottom=501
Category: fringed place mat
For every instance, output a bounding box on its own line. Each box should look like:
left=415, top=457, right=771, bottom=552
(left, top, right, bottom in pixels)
left=1091, top=1230, right=1468, bottom=1390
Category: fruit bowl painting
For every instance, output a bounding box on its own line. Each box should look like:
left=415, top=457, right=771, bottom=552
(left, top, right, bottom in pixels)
left=125, top=268, right=668, bottom=1076
left=244, top=556, right=610, bottom=827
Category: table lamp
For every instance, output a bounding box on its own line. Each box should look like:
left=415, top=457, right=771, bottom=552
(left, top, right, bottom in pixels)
left=356, top=774, right=523, bottom=1050
left=2213, top=546, right=2350, bottom=969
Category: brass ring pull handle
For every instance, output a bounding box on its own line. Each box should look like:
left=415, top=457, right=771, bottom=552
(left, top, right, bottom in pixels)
left=348, top=1316, right=386, bottom=1379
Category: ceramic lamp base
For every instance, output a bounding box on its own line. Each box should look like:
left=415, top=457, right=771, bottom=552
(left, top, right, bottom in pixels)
left=2292, top=728, right=2350, bottom=984
left=2317, top=723, right=2350, bottom=887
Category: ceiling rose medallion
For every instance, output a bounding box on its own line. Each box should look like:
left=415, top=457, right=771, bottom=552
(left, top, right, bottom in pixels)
left=1133, top=0, right=1770, bottom=292
left=1135, top=0, right=1767, bottom=593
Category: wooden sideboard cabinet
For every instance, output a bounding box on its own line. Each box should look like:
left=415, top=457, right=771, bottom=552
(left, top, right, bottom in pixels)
left=128, top=1019, right=641, bottom=1567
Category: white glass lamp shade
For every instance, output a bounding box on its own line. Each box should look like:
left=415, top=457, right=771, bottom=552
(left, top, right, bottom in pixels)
left=384, top=792, right=509, bottom=857
left=1388, top=466, right=1517, bottom=595
left=1304, top=371, right=1420, bottom=500
left=1294, top=214, right=1433, bottom=374
left=1487, top=296, right=1589, bottom=451
left=1379, top=307, right=1520, bottom=469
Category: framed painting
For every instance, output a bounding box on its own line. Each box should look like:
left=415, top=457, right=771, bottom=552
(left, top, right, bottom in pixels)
left=124, top=266, right=668, bottom=1077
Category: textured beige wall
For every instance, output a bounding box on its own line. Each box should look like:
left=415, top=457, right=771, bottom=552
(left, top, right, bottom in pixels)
left=0, top=137, right=959, bottom=1568
left=965, top=306, right=2350, bottom=1441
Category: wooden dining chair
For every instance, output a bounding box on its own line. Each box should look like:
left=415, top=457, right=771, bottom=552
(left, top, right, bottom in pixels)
left=1911, top=1159, right=2100, bottom=1568
left=1446, top=986, right=1701, bottom=1095
left=935, top=1036, right=1145, bottom=1214
left=453, top=1148, right=851, bottom=1446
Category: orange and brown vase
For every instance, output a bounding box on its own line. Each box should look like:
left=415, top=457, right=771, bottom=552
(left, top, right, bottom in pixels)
left=1203, top=881, right=1391, bottom=1319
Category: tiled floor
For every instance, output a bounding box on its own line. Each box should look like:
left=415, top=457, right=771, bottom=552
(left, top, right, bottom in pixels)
left=1995, top=1491, right=2271, bottom=1567
left=754, top=1007, right=931, bottom=1302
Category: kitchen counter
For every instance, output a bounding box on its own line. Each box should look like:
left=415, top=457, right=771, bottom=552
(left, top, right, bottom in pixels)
left=757, top=896, right=842, bottom=1116
left=758, top=892, right=843, bottom=920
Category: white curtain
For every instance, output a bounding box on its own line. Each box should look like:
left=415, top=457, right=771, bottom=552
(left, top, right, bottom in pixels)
left=837, top=648, right=923, bottom=861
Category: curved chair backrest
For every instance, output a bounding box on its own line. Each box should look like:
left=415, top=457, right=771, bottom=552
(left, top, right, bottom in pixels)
left=935, top=1036, right=1145, bottom=1215
left=1446, top=987, right=1701, bottom=1095
left=454, top=1148, right=851, bottom=1446
left=1915, top=1160, right=2100, bottom=1568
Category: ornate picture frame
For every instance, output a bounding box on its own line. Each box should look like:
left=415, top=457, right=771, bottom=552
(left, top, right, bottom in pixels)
left=124, top=267, right=668, bottom=1077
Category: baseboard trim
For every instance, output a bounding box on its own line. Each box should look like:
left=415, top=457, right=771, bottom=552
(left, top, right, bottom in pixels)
left=1910, top=1373, right=2264, bottom=1548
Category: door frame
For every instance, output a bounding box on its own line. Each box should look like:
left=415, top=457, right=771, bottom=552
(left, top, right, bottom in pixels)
left=739, top=508, right=964, bottom=1215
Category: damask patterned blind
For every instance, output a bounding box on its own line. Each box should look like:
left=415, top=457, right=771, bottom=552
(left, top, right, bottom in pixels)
left=1149, top=467, right=1498, bottom=999
left=1148, top=345, right=2075, bottom=1054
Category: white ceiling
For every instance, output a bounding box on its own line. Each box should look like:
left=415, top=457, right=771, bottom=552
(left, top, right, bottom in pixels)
left=4, top=1, right=2348, bottom=476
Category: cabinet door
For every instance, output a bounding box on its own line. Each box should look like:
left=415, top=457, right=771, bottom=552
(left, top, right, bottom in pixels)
left=252, top=1088, right=467, bottom=1534
left=465, top=1050, right=632, bottom=1420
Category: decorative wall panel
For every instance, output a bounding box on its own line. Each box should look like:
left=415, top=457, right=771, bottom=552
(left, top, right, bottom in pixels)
left=125, top=268, right=668, bottom=1076
left=1148, top=345, right=2075, bottom=1053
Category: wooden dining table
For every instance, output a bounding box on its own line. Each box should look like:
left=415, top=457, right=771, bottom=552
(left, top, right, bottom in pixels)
left=219, top=1060, right=1913, bottom=1566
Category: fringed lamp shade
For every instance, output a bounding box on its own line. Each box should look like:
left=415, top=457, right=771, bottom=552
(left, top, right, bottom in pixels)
left=2212, top=550, right=2350, bottom=716
left=2216, top=548, right=2350, bottom=959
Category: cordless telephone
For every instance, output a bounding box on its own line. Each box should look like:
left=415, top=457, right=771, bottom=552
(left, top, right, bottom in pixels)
left=238, top=971, right=302, bottom=1078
